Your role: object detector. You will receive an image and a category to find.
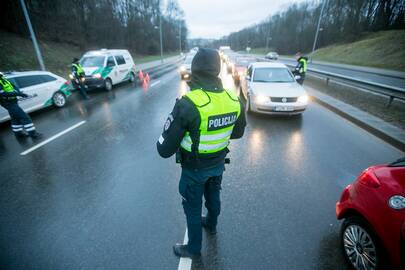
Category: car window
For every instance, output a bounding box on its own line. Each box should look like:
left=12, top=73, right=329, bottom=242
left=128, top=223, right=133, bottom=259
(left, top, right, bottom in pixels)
left=106, top=56, right=116, bottom=67
left=115, top=55, right=126, bottom=65
left=81, top=56, right=105, bottom=67
left=14, top=75, right=44, bottom=88
left=39, top=75, right=57, bottom=83
left=184, top=56, right=193, bottom=64
left=253, top=68, right=294, bottom=83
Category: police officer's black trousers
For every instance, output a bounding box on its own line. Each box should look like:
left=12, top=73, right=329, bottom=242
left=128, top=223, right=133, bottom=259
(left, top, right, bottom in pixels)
left=1, top=102, right=36, bottom=135
left=297, top=73, right=305, bottom=85
left=78, top=81, right=89, bottom=98
left=179, top=164, right=224, bottom=254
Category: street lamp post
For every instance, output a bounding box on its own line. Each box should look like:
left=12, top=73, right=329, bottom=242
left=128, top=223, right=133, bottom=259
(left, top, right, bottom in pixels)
left=159, top=13, right=163, bottom=63
left=265, top=37, right=272, bottom=53
left=179, top=20, right=182, bottom=54
left=311, top=0, right=327, bottom=59
left=20, top=0, right=45, bottom=71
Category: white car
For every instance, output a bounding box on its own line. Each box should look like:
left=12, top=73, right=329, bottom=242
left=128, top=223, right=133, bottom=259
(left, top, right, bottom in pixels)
left=76, top=49, right=136, bottom=91
left=265, top=52, right=279, bottom=60
left=240, top=62, right=308, bottom=115
left=0, top=71, right=72, bottom=123
left=179, top=54, right=194, bottom=80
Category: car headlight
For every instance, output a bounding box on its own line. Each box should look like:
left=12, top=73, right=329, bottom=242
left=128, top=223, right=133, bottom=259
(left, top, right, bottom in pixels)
left=255, top=95, right=268, bottom=104
left=92, top=73, right=102, bottom=79
left=298, top=94, right=309, bottom=104
left=389, top=195, right=405, bottom=210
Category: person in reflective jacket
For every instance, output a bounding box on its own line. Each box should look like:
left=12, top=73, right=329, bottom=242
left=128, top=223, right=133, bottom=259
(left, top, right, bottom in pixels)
left=294, top=52, right=308, bottom=85
left=71, top=58, right=89, bottom=99
left=157, top=48, right=246, bottom=259
left=0, top=72, right=42, bottom=139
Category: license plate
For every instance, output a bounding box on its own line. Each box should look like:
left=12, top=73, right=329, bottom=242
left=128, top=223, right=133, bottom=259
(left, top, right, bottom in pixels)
left=275, top=106, right=294, bottom=112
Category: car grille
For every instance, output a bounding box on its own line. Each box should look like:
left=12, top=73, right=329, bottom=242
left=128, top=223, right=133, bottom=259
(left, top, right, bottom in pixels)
left=270, top=97, right=297, bottom=103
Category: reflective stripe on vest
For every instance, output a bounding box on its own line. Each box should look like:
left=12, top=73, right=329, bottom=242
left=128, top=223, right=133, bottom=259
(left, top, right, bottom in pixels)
left=299, top=58, right=307, bottom=73
left=0, top=78, right=14, bottom=92
left=72, top=63, right=85, bottom=76
left=180, top=89, right=241, bottom=154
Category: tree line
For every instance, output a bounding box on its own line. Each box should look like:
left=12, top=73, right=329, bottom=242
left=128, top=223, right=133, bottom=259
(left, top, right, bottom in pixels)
left=210, top=0, right=405, bottom=54
left=0, top=0, right=187, bottom=55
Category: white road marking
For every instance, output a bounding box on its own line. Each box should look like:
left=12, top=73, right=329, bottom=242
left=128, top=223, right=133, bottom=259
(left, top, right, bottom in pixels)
left=150, top=80, right=161, bottom=88
left=20, top=121, right=86, bottom=156
left=177, top=229, right=192, bottom=270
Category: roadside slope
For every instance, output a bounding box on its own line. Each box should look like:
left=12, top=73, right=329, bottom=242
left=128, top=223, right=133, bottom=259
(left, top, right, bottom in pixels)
left=311, top=30, right=405, bottom=71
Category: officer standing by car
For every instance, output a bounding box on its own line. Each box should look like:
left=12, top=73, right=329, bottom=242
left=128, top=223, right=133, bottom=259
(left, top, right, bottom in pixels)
left=71, top=58, right=89, bottom=99
left=0, top=72, right=42, bottom=139
left=294, top=52, right=308, bottom=85
left=157, top=48, right=246, bottom=258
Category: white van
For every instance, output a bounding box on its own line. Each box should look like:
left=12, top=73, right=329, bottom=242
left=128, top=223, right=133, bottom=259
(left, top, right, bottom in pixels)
left=77, top=49, right=136, bottom=91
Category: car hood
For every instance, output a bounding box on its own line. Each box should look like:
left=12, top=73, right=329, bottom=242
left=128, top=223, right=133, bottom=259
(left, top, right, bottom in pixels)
left=251, top=82, right=306, bottom=97
left=82, top=67, right=103, bottom=76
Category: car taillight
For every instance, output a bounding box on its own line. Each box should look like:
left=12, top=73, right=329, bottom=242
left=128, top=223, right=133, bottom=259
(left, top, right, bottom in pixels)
left=64, top=81, right=70, bottom=85
left=358, top=168, right=380, bottom=188
left=340, top=184, right=351, bottom=202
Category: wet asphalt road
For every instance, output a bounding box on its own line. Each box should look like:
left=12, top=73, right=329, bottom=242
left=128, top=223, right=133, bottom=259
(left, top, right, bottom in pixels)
left=0, top=67, right=403, bottom=270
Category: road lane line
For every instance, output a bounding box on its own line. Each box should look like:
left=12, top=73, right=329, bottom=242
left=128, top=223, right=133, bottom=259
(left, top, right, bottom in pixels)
left=177, top=229, right=192, bottom=270
left=20, top=121, right=86, bottom=156
left=150, top=80, right=161, bottom=88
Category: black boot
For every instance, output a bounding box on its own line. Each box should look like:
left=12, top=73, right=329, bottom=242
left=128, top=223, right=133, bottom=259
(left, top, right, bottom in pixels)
left=14, top=131, right=29, bottom=138
left=173, top=244, right=201, bottom=259
left=202, top=216, right=217, bottom=235
left=29, top=131, right=43, bottom=139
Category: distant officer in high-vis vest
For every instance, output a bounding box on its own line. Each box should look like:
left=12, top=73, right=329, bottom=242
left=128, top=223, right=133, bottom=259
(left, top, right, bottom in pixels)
left=0, top=72, right=42, bottom=139
left=157, top=48, right=246, bottom=259
left=294, top=52, right=308, bottom=85
left=71, top=58, right=89, bottom=99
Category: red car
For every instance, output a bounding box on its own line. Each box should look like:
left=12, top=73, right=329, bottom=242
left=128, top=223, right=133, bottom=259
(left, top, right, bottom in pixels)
left=336, top=157, right=405, bottom=270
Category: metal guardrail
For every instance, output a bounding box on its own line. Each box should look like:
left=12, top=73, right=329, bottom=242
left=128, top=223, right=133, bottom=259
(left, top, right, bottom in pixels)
left=280, top=61, right=405, bottom=107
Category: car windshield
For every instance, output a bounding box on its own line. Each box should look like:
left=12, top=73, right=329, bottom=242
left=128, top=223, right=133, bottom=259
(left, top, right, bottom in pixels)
left=184, top=56, right=193, bottom=64
left=80, top=56, right=105, bottom=67
left=253, top=68, right=294, bottom=83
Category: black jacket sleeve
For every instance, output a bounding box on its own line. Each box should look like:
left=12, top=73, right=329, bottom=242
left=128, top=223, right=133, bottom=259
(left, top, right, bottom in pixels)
left=230, top=99, right=246, bottom=139
left=156, top=97, right=199, bottom=158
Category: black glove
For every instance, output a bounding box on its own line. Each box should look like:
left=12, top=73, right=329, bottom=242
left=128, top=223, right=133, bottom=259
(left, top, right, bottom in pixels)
left=19, top=93, right=29, bottom=98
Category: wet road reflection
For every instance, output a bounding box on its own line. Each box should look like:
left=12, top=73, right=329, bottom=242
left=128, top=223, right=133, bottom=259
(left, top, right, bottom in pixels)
left=0, top=68, right=402, bottom=270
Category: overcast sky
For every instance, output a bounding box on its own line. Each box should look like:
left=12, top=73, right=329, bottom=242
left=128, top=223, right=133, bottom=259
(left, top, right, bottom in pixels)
left=178, top=0, right=305, bottom=39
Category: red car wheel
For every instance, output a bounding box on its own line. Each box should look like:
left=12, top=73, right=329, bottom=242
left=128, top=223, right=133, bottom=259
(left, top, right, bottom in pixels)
left=341, top=216, right=383, bottom=270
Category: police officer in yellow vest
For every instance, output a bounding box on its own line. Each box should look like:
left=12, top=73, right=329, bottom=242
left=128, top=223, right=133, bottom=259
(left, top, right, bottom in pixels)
left=157, top=48, right=246, bottom=258
left=0, top=72, right=42, bottom=139
left=71, top=58, right=89, bottom=99
left=294, top=52, right=308, bottom=85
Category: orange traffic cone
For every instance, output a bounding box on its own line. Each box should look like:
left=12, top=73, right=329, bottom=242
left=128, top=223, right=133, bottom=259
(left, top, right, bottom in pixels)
left=145, top=73, right=150, bottom=83
left=139, top=70, right=144, bottom=83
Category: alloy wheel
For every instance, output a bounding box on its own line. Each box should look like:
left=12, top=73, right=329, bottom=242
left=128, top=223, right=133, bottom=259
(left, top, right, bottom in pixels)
left=343, top=225, right=377, bottom=270
left=53, top=92, right=66, bottom=107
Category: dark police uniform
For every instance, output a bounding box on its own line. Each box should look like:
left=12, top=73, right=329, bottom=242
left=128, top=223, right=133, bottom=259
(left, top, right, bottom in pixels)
left=294, top=56, right=308, bottom=85
left=0, top=74, right=41, bottom=138
left=157, top=48, right=246, bottom=258
left=71, top=60, right=89, bottom=99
